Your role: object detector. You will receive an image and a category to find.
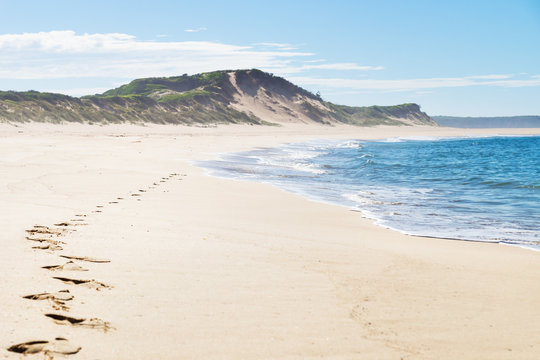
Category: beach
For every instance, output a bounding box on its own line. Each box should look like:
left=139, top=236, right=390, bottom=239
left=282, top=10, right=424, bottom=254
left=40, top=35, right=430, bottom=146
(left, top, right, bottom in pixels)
left=1, top=123, right=539, bottom=359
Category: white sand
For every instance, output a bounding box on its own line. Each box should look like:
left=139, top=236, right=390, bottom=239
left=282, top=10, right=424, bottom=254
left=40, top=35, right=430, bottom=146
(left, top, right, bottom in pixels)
left=1, top=123, right=539, bottom=359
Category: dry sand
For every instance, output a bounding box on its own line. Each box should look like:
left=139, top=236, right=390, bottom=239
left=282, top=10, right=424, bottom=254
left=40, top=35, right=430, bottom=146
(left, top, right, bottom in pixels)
left=1, top=123, right=539, bottom=359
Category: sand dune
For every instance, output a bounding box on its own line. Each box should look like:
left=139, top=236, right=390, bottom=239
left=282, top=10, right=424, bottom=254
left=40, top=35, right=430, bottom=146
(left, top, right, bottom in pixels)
left=1, top=123, right=539, bottom=359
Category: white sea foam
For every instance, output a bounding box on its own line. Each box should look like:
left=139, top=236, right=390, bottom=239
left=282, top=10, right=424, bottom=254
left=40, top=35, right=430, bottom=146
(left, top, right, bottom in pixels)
left=198, top=135, right=540, bottom=250
left=335, top=140, right=364, bottom=148
left=254, top=156, right=326, bottom=174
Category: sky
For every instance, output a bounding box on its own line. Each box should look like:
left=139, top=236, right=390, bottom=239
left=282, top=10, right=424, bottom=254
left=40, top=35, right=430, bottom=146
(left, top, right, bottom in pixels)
left=0, top=0, right=539, bottom=116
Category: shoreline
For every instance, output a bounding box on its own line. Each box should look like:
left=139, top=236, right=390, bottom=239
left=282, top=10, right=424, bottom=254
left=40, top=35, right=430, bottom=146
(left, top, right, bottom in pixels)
left=1, top=123, right=540, bottom=359
left=197, top=131, right=539, bottom=251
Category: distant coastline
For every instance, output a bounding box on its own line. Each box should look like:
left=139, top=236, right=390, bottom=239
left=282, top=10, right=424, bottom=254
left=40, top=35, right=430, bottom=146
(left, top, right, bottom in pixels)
left=434, top=115, right=540, bottom=128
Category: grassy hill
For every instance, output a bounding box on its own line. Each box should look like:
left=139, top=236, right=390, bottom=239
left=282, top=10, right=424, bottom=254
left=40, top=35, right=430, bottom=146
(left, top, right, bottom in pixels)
left=0, top=69, right=437, bottom=126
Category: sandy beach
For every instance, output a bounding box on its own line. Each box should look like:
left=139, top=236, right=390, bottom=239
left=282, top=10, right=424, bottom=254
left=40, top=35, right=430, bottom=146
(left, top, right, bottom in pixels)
left=1, top=123, right=539, bottom=359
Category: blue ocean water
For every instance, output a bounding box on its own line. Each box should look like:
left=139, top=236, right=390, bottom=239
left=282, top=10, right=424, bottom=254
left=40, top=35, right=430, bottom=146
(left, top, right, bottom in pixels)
left=199, top=136, right=540, bottom=249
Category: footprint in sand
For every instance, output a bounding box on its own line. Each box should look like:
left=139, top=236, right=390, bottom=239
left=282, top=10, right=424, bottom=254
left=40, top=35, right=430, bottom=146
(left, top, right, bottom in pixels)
left=59, top=255, right=110, bottom=263
left=7, top=338, right=81, bottom=356
left=31, top=243, right=63, bottom=251
left=23, top=290, right=73, bottom=302
left=42, top=261, right=89, bottom=272
left=26, top=237, right=65, bottom=246
left=26, top=227, right=63, bottom=236
left=53, top=277, right=111, bottom=291
left=131, top=193, right=141, bottom=197
left=109, top=201, right=119, bottom=204
left=28, top=235, right=64, bottom=251
left=23, top=290, right=74, bottom=311
left=45, top=314, right=112, bottom=332
left=54, top=221, right=87, bottom=227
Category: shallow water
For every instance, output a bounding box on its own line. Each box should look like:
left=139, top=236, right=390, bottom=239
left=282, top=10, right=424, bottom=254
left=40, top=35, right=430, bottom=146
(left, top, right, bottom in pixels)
left=199, top=135, right=540, bottom=250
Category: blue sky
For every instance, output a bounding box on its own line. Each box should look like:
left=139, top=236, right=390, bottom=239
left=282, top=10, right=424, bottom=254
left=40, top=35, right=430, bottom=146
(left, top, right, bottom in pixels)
left=0, top=0, right=539, bottom=116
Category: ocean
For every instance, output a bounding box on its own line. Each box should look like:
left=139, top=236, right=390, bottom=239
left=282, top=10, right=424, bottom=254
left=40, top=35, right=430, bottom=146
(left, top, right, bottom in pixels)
left=198, top=135, right=540, bottom=250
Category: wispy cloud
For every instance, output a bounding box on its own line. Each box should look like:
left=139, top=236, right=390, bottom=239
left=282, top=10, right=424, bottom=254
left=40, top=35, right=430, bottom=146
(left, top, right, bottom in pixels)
left=293, top=63, right=383, bottom=72
left=287, top=74, right=540, bottom=91
left=489, top=77, right=540, bottom=87
left=0, top=31, right=135, bottom=52
left=2, top=31, right=535, bottom=98
left=184, top=27, right=207, bottom=33
left=266, top=62, right=384, bottom=76
left=467, top=74, right=512, bottom=80
left=0, top=30, right=313, bottom=80
left=0, top=31, right=386, bottom=91
left=255, top=42, right=298, bottom=50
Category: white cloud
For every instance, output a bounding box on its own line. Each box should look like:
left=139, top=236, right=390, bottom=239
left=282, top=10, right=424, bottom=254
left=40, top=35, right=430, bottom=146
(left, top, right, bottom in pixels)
left=184, top=27, right=207, bottom=33
left=287, top=75, right=540, bottom=91
left=254, top=42, right=298, bottom=50
left=0, top=30, right=314, bottom=80
left=1, top=31, right=534, bottom=98
left=300, top=63, right=384, bottom=71
left=488, top=78, right=540, bottom=87
left=268, top=62, right=384, bottom=75
left=0, top=31, right=387, bottom=89
left=0, top=31, right=135, bottom=52
left=467, top=74, right=512, bottom=80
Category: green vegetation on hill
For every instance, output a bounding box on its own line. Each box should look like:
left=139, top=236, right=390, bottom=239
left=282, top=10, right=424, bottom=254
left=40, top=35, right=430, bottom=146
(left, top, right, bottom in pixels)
left=157, top=90, right=212, bottom=103
left=0, top=69, right=436, bottom=126
left=0, top=90, right=77, bottom=103
left=100, top=71, right=230, bottom=97
left=326, top=103, right=431, bottom=126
